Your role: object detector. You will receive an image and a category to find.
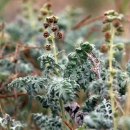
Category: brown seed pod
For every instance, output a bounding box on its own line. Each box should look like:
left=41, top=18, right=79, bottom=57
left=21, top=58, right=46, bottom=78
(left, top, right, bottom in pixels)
left=51, top=25, right=58, bottom=32
left=43, top=22, right=49, bottom=28
left=57, top=32, right=63, bottom=39
left=43, top=31, right=49, bottom=38
left=113, top=19, right=120, bottom=28
left=104, top=31, right=111, bottom=39
left=41, top=10, right=48, bottom=15
left=117, top=25, right=124, bottom=32
left=100, top=44, right=108, bottom=52
left=38, top=15, right=43, bottom=21
left=53, top=15, right=59, bottom=23
left=46, top=17, right=54, bottom=23
left=45, top=44, right=51, bottom=51
left=46, top=2, right=52, bottom=8
left=102, top=24, right=111, bottom=32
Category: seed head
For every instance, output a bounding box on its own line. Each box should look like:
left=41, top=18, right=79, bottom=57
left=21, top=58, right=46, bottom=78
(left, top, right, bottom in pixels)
left=43, top=22, right=49, bottom=28
left=51, top=25, right=58, bottom=32
left=117, top=25, right=124, bottom=32
left=38, top=15, right=43, bottom=21
left=53, top=15, right=59, bottom=23
left=45, top=44, right=51, bottom=51
left=41, top=8, right=48, bottom=15
left=100, top=44, right=108, bottom=52
left=104, top=31, right=111, bottom=39
left=43, top=31, right=49, bottom=38
left=57, top=32, right=63, bottom=39
left=46, top=16, right=54, bottom=23
left=45, top=2, right=52, bottom=9
left=113, top=19, right=120, bottom=28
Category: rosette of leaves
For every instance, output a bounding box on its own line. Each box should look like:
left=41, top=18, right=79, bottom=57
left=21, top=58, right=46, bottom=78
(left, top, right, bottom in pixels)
left=38, top=54, right=63, bottom=77
left=0, top=113, right=26, bottom=130
left=32, top=113, right=62, bottom=130
left=36, top=78, right=80, bottom=116
left=64, top=41, right=104, bottom=90
left=8, top=76, right=47, bottom=98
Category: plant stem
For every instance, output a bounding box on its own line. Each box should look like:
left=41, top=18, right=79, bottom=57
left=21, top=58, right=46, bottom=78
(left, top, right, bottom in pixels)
left=51, top=31, right=66, bottom=130
left=59, top=99, right=66, bottom=130
left=52, top=32, right=58, bottom=63
left=109, top=24, right=117, bottom=130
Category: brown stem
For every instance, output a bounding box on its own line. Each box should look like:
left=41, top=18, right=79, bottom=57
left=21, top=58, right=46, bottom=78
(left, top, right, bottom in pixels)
left=73, top=15, right=103, bottom=30
left=63, top=120, right=73, bottom=130
left=0, top=93, right=27, bottom=98
left=73, top=15, right=91, bottom=30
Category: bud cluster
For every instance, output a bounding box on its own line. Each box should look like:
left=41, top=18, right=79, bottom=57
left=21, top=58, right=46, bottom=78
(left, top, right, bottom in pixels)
left=22, top=0, right=37, bottom=19
left=37, top=2, right=63, bottom=51
left=100, top=10, right=124, bottom=53
left=37, top=2, right=52, bottom=21
left=42, top=15, right=63, bottom=40
left=102, top=10, right=124, bottom=42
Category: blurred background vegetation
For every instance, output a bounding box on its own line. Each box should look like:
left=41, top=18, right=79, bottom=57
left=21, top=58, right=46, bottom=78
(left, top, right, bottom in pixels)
left=0, top=0, right=130, bottom=130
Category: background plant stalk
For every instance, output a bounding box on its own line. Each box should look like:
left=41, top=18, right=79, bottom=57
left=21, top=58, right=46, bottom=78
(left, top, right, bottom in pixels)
left=109, top=24, right=117, bottom=130
left=51, top=31, right=66, bottom=130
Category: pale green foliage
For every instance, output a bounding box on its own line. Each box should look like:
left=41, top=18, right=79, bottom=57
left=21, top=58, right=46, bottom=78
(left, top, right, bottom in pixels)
left=0, top=114, right=26, bottom=130
left=8, top=76, right=47, bottom=98
left=38, top=54, right=63, bottom=77
left=32, top=113, right=62, bottom=130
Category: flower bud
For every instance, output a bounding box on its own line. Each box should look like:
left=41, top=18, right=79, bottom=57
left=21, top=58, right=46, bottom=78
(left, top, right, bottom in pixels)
left=117, top=25, right=124, bottom=32
left=39, top=27, right=44, bottom=32
left=100, top=44, right=108, bottom=52
left=51, top=25, right=58, bottom=32
left=57, top=32, right=63, bottom=39
left=102, top=24, right=110, bottom=32
left=53, top=15, right=59, bottom=23
left=104, top=10, right=115, bottom=16
left=46, top=16, right=54, bottom=23
left=45, top=44, right=51, bottom=51
left=38, top=15, right=43, bottom=21
left=43, top=22, right=49, bottom=28
left=41, top=9, right=48, bottom=15
left=113, top=19, right=120, bottom=28
left=103, top=16, right=116, bottom=23
left=116, top=43, right=124, bottom=51
left=104, top=31, right=111, bottom=42
left=45, top=2, right=52, bottom=8
left=111, top=69, right=117, bottom=75
left=114, top=111, right=118, bottom=118
left=43, top=31, right=49, bottom=38
left=47, top=36, right=53, bottom=41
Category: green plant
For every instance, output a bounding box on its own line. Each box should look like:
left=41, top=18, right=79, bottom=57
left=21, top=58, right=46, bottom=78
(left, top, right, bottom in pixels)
left=1, top=1, right=130, bottom=130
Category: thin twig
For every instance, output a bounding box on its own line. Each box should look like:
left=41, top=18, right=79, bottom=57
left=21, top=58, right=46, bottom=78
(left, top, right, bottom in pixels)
left=83, top=26, right=101, bottom=40
left=0, top=93, right=27, bottom=98
left=63, top=120, right=73, bottom=130
left=1, top=46, right=41, bottom=59
left=114, top=97, right=125, bottom=115
left=73, top=15, right=104, bottom=30
left=73, top=15, right=91, bottom=30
